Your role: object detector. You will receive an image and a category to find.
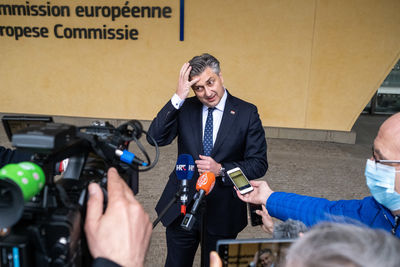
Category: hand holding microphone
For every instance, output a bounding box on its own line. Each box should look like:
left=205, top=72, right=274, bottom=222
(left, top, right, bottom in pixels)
left=181, top=171, right=215, bottom=231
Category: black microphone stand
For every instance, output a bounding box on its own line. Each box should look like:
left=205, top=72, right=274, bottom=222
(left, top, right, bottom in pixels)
left=200, top=200, right=207, bottom=267
left=153, top=185, right=208, bottom=267
left=180, top=195, right=208, bottom=267
left=152, top=186, right=183, bottom=228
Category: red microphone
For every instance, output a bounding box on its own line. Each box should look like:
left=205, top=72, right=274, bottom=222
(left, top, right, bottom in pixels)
left=181, top=172, right=215, bottom=230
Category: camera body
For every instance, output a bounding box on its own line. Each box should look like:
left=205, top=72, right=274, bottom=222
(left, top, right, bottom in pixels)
left=0, top=120, right=147, bottom=266
left=1, top=188, right=84, bottom=266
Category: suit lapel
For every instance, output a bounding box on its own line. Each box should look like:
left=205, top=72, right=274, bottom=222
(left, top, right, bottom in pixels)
left=212, top=93, right=237, bottom=155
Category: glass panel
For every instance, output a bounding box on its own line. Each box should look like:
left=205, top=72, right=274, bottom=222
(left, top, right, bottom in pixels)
left=364, top=59, right=400, bottom=114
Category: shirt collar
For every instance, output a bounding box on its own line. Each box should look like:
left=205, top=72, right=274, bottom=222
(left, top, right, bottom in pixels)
left=202, top=88, right=227, bottom=112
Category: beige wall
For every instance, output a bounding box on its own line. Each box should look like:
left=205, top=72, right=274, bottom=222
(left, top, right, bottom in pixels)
left=1, top=0, right=399, bottom=131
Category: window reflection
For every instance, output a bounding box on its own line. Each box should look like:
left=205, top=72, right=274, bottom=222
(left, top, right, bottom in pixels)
left=364, top=59, right=400, bottom=114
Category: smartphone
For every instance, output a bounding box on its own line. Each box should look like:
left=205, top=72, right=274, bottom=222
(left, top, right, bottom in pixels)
left=226, top=167, right=253, bottom=194
left=249, top=203, right=263, bottom=226
left=217, top=238, right=295, bottom=267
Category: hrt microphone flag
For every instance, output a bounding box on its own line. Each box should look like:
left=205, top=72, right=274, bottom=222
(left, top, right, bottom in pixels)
left=176, top=154, right=195, bottom=180
left=175, top=154, right=195, bottom=214
left=181, top=172, right=215, bottom=231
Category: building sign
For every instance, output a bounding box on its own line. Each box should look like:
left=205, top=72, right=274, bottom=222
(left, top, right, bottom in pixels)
left=0, top=0, right=184, bottom=41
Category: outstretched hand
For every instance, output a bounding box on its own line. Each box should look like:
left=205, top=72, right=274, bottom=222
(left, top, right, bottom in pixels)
left=257, top=205, right=274, bottom=234
left=84, top=168, right=152, bottom=267
left=235, top=180, right=274, bottom=206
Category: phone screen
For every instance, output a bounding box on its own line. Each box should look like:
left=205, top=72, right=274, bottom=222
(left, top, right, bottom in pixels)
left=249, top=203, right=263, bottom=226
left=217, top=238, right=295, bottom=267
left=228, top=169, right=250, bottom=189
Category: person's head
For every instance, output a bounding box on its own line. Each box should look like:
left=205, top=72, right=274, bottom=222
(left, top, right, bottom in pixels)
left=285, top=222, right=400, bottom=267
left=367, top=113, right=400, bottom=213
left=188, top=53, right=225, bottom=108
left=258, top=248, right=274, bottom=267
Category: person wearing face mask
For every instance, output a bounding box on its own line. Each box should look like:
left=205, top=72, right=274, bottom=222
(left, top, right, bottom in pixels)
left=235, top=112, right=400, bottom=238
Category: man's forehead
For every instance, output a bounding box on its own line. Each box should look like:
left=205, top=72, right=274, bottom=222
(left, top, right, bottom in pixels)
left=191, top=68, right=218, bottom=84
left=374, top=134, right=399, bottom=160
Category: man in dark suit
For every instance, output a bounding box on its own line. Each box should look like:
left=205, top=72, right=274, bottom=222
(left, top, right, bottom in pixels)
left=147, top=53, right=268, bottom=267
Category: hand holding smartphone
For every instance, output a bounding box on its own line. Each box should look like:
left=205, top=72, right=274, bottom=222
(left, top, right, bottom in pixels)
left=249, top=203, right=263, bottom=226
left=226, top=167, right=253, bottom=195
left=217, top=238, right=295, bottom=267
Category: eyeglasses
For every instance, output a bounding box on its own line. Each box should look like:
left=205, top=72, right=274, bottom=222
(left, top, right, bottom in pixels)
left=372, top=146, right=400, bottom=164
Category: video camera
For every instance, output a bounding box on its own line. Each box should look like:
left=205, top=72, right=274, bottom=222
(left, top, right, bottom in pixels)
left=0, top=116, right=159, bottom=267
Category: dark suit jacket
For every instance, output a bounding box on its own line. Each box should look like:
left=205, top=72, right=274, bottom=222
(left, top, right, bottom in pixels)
left=147, top=92, right=268, bottom=235
left=0, top=146, right=32, bottom=168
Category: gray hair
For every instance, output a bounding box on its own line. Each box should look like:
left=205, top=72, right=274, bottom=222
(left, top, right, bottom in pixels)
left=258, top=248, right=273, bottom=257
left=273, top=219, right=308, bottom=239
left=285, top=223, right=400, bottom=267
left=188, top=53, right=220, bottom=78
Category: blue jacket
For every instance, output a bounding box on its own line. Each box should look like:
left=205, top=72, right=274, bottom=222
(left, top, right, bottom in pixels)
left=267, top=192, right=400, bottom=238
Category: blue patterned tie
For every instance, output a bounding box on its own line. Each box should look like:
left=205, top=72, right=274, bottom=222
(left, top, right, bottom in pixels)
left=203, top=108, right=215, bottom=156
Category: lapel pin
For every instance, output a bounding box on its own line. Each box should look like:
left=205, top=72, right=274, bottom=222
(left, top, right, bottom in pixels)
left=230, top=110, right=236, bottom=115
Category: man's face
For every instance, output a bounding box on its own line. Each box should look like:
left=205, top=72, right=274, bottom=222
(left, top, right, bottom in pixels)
left=373, top=135, right=400, bottom=194
left=259, top=252, right=274, bottom=267
left=191, top=67, right=225, bottom=108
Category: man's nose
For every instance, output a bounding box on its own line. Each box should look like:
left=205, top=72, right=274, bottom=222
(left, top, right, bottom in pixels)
left=204, top=87, right=212, bottom=97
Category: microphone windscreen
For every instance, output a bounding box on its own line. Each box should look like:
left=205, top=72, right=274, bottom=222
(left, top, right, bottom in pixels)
left=196, top=172, right=215, bottom=195
left=0, top=162, right=45, bottom=201
left=0, top=162, right=45, bottom=228
left=176, top=154, right=195, bottom=180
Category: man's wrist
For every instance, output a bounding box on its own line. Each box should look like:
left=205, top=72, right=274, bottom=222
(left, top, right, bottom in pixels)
left=171, top=93, right=185, bottom=109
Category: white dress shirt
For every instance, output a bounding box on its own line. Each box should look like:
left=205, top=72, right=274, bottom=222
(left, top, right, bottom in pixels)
left=170, top=89, right=227, bottom=145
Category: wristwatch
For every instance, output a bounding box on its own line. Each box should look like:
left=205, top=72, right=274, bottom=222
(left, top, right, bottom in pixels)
left=219, top=165, right=226, bottom=177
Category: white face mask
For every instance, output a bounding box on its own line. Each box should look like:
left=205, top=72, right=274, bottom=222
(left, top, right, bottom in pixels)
left=365, top=159, right=400, bottom=211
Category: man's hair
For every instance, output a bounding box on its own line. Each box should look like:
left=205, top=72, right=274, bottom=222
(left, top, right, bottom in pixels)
left=285, top=222, right=400, bottom=267
left=188, top=53, right=220, bottom=78
left=273, top=219, right=308, bottom=239
left=258, top=248, right=272, bottom=257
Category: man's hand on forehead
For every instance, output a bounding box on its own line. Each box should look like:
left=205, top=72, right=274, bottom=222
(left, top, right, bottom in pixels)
left=176, top=63, right=200, bottom=100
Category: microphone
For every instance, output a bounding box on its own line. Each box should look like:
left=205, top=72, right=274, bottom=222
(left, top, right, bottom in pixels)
left=115, top=149, right=148, bottom=166
left=175, top=154, right=195, bottom=214
left=181, top=172, right=215, bottom=231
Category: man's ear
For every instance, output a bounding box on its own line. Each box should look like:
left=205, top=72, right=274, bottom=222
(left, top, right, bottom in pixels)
left=219, top=72, right=224, bottom=84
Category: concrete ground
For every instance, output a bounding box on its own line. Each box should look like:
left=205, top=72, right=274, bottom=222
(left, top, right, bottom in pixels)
left=0, top=113, right=391, bottom=266
left=137, top=114, right=390, bottom=266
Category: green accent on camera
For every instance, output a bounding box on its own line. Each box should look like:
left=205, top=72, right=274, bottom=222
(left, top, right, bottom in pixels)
left=0, top=162, right=45, bottom=202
